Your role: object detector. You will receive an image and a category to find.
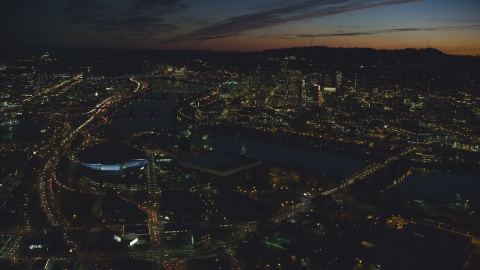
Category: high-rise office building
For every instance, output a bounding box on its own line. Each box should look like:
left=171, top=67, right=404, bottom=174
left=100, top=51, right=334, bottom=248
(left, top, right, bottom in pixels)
left=336, top=71, right=342, bottom=88
left=280, top=61, right=288, bottom=74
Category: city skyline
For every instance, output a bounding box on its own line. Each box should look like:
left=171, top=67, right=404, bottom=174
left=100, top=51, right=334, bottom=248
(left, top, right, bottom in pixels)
left=1, top=0, right=480, bottom=55
left=1, top=26, right=480, bottom=269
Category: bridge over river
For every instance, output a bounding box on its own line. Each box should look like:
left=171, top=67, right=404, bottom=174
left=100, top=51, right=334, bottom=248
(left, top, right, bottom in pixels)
left=322, top=146, right=417, bottom=195
left=150, top=84, right=209, bottom=94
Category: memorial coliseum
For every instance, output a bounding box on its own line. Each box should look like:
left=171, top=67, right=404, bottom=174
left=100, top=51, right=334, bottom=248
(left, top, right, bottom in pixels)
left=77, top=142, right=147, bottom=191
left=78, top=142, right=147, bottom=171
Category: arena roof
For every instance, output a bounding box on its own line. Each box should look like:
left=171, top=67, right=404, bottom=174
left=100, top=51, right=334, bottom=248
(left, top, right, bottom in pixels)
left=123, top=224, right=150, bottom=236
left=78, top=141, right=147, bottom=165
left=179, top=151, right=262, bottom=177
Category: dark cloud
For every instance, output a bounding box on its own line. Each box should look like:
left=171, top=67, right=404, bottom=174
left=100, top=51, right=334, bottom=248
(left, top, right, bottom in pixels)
left=64, top=0, right=185, bottom=35
left=134, top=0, right=183, bottom=8
left=333, top=25, right=374, bottom=28
left=165, top=0, right=421, bottom=43
left=258, top=35, right=296, bottom=40
left=5, top=34, right=49, bottom=39
left=180, top=17, right=215, bottom=27
left=65, top=0, right=97, bottom=10
left=0, top=1, right=63, bottom=42
left=179, top=3, right=194, bottom=9
left=65, top=0, right=106, bottom=25
left=430, top=18, right=480, bottom=24
left=193, top=33, right=249, bottom=41
left=298, top=24, right=480, bottom=38
left=302, top=28, right=431, bottom=37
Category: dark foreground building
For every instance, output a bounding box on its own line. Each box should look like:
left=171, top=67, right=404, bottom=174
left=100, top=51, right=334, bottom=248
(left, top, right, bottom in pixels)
left=121, top=224, right=150, bottom=246
left=364, top=223, right=472, bottom=270
left=163, top=222, right=211, bottom=250
left=32, top=258, right=49, bottom=270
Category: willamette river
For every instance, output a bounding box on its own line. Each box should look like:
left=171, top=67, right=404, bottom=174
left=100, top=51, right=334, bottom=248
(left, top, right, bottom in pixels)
left=388, top=168, right=480, bottom=207
left=105, top=98, right=175, bottom=134
left=211, top=135, right=366, bottom=178
left=103, top=79, right=206, bottom=135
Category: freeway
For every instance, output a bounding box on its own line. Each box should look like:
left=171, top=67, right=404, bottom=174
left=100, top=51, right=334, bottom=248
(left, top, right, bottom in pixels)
left=23, top=77, right=148, bottom=257
left=4, top=75, right=305, bottom=269
left=146, top=150, right=158, bottom=192
left=2, top=76, right=155, bottom=267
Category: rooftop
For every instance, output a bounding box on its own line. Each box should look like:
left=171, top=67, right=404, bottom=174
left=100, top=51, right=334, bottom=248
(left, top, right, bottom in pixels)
left=123, top=224, right=150, bottom=236
left=179, top=151, right=261, bottom=177
left=78, top=141, right=147, bottom=165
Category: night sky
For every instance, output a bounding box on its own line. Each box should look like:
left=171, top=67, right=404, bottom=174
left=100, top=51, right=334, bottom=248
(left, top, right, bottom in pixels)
left=1, top=0, right=479, bottom=55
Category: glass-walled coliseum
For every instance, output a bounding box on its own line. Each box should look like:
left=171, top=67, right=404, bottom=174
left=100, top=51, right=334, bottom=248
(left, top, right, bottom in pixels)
left=80, top=159, right=146, bottom=171
left=78, top=141, right=147, bottom=172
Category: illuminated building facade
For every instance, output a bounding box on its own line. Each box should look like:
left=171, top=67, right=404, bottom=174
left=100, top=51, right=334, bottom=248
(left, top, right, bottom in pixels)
left=78, top=141, right=147, bottom=172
